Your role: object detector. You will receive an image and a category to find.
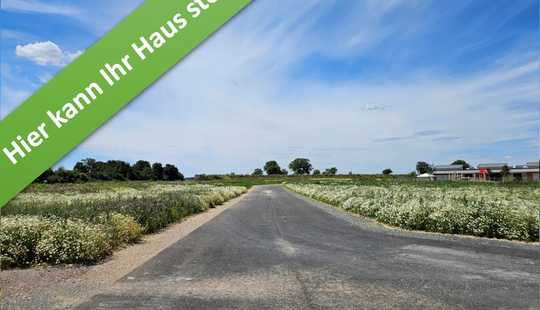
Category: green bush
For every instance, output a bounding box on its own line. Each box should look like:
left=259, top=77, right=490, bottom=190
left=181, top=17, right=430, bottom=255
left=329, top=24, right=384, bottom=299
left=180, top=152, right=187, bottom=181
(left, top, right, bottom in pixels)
left=0, top=216, right=111, bottom=266
left=98, top=213, right=142, bottom=247
left=0, top=216, right=50, bottom=266
left=35, top=220, right=111, bottom=264
left=1, top=184, right=247, bottom=267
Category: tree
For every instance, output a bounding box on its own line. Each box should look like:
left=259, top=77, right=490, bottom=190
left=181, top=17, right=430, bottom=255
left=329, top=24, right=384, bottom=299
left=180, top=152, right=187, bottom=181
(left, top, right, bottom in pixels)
left=289, top=158, right=313, bottom=175
left=52, top=167, right=77, bottom=183
left=501, top=165, right=511, bottom=182
left=252, top=168, right=264, bottom=176
left=73, top=162, right=88, bottom=174
left=131, top=160, right=153, bottom=180
left=90, top=161, right=111, bottom=180
left=74, top=158, right=96, bottom=175
left=264, top=161, right=282, bottom=175
left=383, top=169, right=393, bottom=175
left=35, top=168, right=54, bottom=183
left=194, top=174, right=222, bottom=181
left=152, top=163, right=164, bottom=180
left=323, top=167, right=338, bottom=176
left=281, top=169, right=289, bottom=176
left=416, top=161, right=432, bottom=174
left=105, top=160, right=131, bottom=180
left=313, top=169, right=321, bottom=176
left=163, top=164, right=184, bottom=181
left=451, top=160, right=470, bottom=169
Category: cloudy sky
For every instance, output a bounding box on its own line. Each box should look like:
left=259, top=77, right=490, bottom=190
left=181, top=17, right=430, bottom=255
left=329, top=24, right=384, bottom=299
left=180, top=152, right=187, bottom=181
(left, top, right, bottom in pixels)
left=1, top=0, right=538, bottom=175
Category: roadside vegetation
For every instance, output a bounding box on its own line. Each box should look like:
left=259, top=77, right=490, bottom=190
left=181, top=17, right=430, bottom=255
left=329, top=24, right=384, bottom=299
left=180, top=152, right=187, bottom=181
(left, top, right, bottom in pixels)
left=34, top=158, right=184, bottom=184
left=0, top=183, right=246, bottom=268
left=287, top=182, right=539, bottom=242
left=2, top=156, right=537, bottom=268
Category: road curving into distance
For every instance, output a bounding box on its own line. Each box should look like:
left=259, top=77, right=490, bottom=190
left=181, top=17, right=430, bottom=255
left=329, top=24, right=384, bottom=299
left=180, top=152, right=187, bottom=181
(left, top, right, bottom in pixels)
left=77, top=185, right=540, bottom=309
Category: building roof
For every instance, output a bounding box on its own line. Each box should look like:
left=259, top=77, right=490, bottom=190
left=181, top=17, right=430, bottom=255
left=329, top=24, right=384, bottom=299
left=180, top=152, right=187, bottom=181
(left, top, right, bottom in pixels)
left=433, top=164, right=463, bottom=171
left=477, top=163, right=508, bottom=169
left=433, top=170, right=480, bottom=175
left=509, top=168, right=539, bottom=173
left=526, top=161, right=539, bottom=168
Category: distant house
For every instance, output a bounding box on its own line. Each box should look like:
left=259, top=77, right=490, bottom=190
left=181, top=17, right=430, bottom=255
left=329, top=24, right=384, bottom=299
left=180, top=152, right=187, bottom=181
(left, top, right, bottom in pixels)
left=432, top=161, right=539, bottom=182
left=515, top=161, right=540, bottom=182
left=431, top=165, right=465, bottom=181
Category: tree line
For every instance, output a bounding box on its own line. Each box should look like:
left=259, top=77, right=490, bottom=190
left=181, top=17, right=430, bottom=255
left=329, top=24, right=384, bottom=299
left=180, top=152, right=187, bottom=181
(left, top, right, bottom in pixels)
left=35, top=158, right=184, bottom=184
left=252, top=158, right=339, bottom=176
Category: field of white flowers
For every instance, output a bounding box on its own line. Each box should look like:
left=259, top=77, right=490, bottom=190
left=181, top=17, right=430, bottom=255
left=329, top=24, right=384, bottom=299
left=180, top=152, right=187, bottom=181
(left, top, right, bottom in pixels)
left=287, top=183, right=539, bottom=242
left=0, top=183, right=246, bottom=268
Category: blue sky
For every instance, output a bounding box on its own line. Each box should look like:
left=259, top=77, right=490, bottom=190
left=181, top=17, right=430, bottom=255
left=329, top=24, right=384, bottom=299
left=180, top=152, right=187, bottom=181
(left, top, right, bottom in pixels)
left=1, top=0, right=538, bottom=175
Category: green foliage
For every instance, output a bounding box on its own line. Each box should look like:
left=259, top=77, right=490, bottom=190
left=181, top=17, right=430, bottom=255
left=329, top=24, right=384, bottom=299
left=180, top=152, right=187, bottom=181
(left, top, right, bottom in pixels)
left=194, top=174, right=223, bottom=181
left=0, top=216, right=48, bottom=266
left=35, top=219, right=111, bottom=265
left=264, top=161, right=283, bottom=175
left=289, top=158, right=313, bottom=175
left=313, top=169, right=321, bottom=176
left=2, top=184, right=246, bottom=267
left=94, top=160, right=132, bottom=180
left=501, top=165, right=510, bottom=177
left=416, top=161, right=432, bottom=174
left=0, top=216, right=110, bottom=266
left=131, top=160, right=153, bottom=180
left=97, top=213, right=143, bottom=247
left=163, top=164, right=184, bottom=181
left=152, top=163, right=164, bottom=180
left=382, top=169, right=393, bottom=175
left=451, top=160, right=470, bottom=169
left=47, top=167, right=78, bottom=183
left=35, top=158, right=184, bottom=184
left=323, top=167, right=338, bottom=176
left=252, top=168, right=264, bottom=176
left=34, top=168, right=54, bottom=183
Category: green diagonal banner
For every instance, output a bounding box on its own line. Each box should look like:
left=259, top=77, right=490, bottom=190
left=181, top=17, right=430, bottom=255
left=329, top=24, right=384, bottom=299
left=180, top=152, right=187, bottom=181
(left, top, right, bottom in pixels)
left=0, top=0, right=252, bottom=207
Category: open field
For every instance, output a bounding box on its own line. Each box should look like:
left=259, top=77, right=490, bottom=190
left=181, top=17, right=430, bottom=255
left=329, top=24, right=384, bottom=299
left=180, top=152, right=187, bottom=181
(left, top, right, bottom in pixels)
left=2, top=183, right=539, bottom=309
left=1, top=177, right=537, bottom=270
left=0, top=182, right=246, bottom=268
left=191, top=174, right=539, bottom=189
left=287, top=181, right=539, bottom=241
left=4, top=186, right=536, bottom=309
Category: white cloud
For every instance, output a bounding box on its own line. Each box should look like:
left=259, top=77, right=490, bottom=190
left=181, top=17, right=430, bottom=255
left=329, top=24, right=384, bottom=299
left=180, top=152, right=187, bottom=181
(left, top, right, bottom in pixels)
left=15, top=41, right=81, bottom=66
left=1, top=0, right=80, bottom=16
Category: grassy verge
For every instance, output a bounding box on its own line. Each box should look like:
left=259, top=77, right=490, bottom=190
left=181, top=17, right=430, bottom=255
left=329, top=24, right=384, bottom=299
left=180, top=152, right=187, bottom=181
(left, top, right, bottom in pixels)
left=287, top=183, right=539, bottom=242
left=0, top=184, right=246, bottom=268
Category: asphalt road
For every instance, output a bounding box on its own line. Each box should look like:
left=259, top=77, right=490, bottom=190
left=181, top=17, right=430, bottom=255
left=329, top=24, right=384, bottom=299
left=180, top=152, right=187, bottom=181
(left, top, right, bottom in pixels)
left=77, top=186, right=540, bottom=309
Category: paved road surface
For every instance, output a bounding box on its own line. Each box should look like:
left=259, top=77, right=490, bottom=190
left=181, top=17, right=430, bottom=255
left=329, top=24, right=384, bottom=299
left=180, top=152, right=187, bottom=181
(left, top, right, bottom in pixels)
left=78, top=186, right=540, bottom=309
